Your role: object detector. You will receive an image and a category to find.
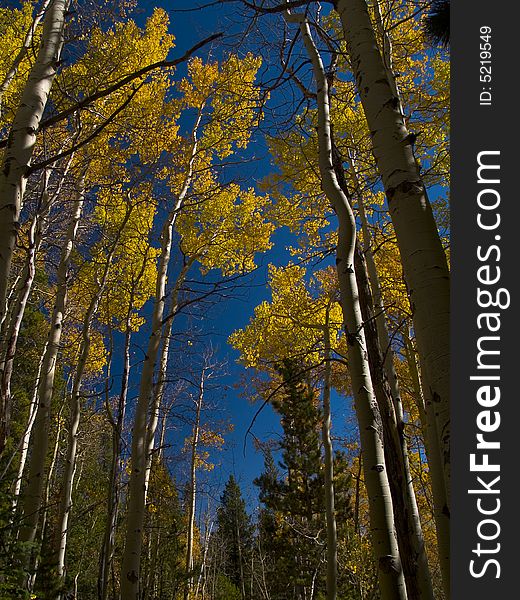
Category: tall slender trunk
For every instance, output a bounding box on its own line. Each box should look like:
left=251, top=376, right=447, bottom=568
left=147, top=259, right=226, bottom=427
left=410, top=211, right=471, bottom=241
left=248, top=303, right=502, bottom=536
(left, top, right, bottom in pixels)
left=333, top=144, right=433, bottom=600
left=0, top=180, right=49, bottom=454
left=120, top=212, right=175, bottom=600
left=0, top=0, right=69, bottom=325
left=55, top=205, right=128, bottom=582
left=195, top=517, right=213, bottom=600
left=30, top=398, right=65, bottom=592
left=404, top=332, right=450, bottom=598
left=143, top=399, right=175, bottom=600
left=353, top=243, right=433, bottom=600
left=348, top=8, right=450, bottom=591
left=143, top=258, right=193, bottom=503
left=184, top=372, right=204, bottom=600
left=10, top=343, right=47, bottom=512
left=17, top=183, right=84, bottom=560
left=120, top=110, right=202, bottom=600
left=99, top=243, right=152, bottom=600
left=285, top=11, right=406, bottom=598
left=0, top=0, right=52, bottom=111
left=321, top=305, right=337, bottom=600
left=1, top=158, right=72, bottom=455
left=335, top=0, right=450, bottom=507
left=98, top=321, right=132, bottom=600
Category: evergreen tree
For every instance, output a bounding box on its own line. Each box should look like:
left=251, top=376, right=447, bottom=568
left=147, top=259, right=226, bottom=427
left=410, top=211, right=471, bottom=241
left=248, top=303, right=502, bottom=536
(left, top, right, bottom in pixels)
left=215, top=475, right=254, bottom=600
left=255, top=361, right=361, bottom=600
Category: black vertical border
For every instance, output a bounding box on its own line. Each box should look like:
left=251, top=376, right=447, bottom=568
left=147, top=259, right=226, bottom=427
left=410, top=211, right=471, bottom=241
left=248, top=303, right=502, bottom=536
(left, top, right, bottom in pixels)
left=452, top=2, right=517, bottom=598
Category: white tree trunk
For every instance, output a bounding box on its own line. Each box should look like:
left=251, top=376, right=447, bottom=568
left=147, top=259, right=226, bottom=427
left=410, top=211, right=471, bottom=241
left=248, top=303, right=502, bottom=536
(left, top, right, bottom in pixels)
left=0, top=180, right=51, bottom=453
left=285, top=12, right=406, bottom=599
left=121, top=112, right=202, bottom=600
left=184, top=371, right=204, bottom=600
left=344, top=155, right=434, bottom=600
left=335, top=0, right=450, bottom=507
left=28, top=398, right=65, bottom=592
left=143, top=258, right=193, bottom=503
left=0, top=0, right=52, bottom=112
left=321, top=308, right=338, bottom=600
left=10, top=343, right=47, bottom=512
left=99, top=320, right=132, bottom=600
left=55, top=205, right=127, bottom=580
left=0, top=0, right=69, bottom=325
left=17, top=183, right=83, bottom=554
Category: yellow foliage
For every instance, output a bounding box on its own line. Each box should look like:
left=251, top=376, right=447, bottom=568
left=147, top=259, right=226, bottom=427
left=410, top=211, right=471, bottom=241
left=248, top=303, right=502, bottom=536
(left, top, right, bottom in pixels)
left=61, top=326, right=107, bottom=377
left=176, top=184, right=274, bottom=276
left=0, top=1, right=38, bottom=126
left=229, top=263, right=345, bottom=372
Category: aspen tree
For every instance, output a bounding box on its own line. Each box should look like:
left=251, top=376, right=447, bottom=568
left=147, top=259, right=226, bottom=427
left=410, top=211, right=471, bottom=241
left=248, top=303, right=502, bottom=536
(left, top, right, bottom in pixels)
left=331, top=139, right=434, bottom=600
left=121, top=54, right=271, bottom=598
left=334, top=0, right=451, bottom=506
left=8, top=343, right=46, bottom=512
left=322, top=300, right=338, bottom=600
left=284, top=9, right=406, bottom=599
left=184, top=367, right=206, bottom=600
left=120, top=115, right=202, bottom=600
left=17, top=182, right=84, bottom=560
left=0, top=159, right=73, bottom=455
left=55, top=199, right=133, bottom=582
left=340, top=3, right=451, bottom=589
left=98, top=246, right=153, bottom=600
left=349, top=8, right=450, bottom=590
left=0, top=0, right=69, bottom=326
left=0, top=0, right=51, bottom=112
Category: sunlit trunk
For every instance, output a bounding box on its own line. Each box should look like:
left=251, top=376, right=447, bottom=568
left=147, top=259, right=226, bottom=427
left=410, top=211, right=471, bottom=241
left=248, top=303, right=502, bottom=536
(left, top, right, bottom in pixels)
left=0, top=0, right=69, bottom=326
left=336, top=0, right=450, bottom=509
left=120, top=111, right=202, bottom=599
left=17, top=183, right=84, bottom=562
left=285, top=11, right=406, bottom=598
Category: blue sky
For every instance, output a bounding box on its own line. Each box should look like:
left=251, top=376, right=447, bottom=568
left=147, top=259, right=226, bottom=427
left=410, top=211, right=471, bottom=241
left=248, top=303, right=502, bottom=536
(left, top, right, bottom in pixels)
left=123, top=0, right=363, bottom=512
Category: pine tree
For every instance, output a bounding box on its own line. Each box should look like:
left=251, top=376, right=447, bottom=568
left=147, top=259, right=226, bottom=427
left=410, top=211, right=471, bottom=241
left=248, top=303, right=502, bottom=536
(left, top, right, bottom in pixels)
left=255, top=360, right=360, bottom=600
left=215, top=475, right=254, bottom=600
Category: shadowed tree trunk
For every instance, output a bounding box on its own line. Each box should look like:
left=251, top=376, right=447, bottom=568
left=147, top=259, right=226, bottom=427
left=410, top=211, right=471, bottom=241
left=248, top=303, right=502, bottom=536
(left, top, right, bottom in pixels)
left=332, top=140, right=434, bottom=600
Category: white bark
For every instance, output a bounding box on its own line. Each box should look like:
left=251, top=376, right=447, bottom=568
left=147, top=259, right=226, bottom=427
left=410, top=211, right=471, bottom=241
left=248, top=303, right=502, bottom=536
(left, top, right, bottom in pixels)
left=55, top=206, right=128, bottom=580
left=120, top=111, right=202, bottom=599
left=184, top=371, right=205, bottom=600
left=0, top=0, right=52, bottom=112
left=11, top=343, right=47, bottom=511
left=99, top=247, right=151, bottom=600
left=0, top=178, right=51, bottom=453
left=285, top=12, right=406, bottom=599
left=0, top=0, right=69, bottom=325
left=120, top=211, right=176, bottom=599
left=321, top=306, right=338, bottom=600
left=28, top=398, right=65, bottom=592
left=335, top=0, right=450, bottom=507
left=143, top=258, right=194, bottom=503
left=18, top=183, right=84, bottom=552
left=99, top=322, right=131, bottom=600
left=346, top=155, right=433, bottom=600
